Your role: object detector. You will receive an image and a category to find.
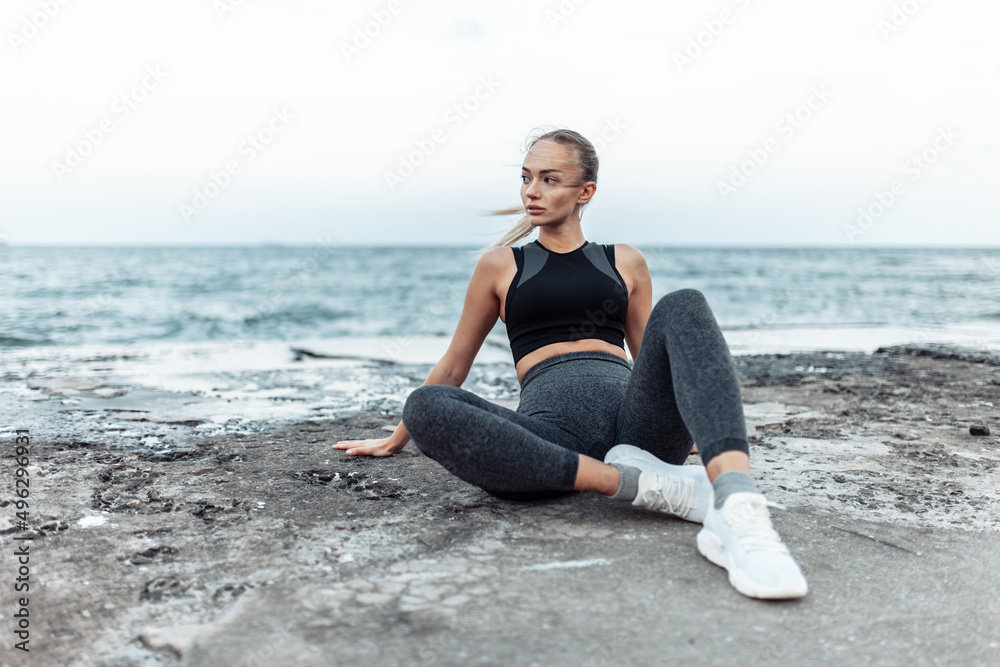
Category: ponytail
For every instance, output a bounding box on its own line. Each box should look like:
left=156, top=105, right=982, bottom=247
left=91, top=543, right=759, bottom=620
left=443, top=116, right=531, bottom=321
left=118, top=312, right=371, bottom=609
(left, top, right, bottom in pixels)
left=468, top=208, right=533, bottom=258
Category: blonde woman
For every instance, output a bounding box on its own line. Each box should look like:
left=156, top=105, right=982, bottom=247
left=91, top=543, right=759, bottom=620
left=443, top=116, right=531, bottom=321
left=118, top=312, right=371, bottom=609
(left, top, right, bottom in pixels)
left=334, top=129, right=807, bottom=599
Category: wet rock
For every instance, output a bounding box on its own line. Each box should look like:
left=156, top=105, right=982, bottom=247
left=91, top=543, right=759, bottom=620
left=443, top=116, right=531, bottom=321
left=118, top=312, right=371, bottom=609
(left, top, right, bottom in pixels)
left=875, top=344, right=1000, bottom=366
left=177, top=499, right=250, bottom=526
left=51, top=441, right=99, bottom=451
left=39, top=520, right=69, bottom=533
left=140, top=576, right=199, bottom=603
left=139, top=448, right=201, bottom=463
left=185, top=500, right=226, bottom=522
left=970, top=423, right=990, bottom=436
left=93, top=462, right=176, bottom=514
left=212, top=583, right=249, bottom=600
left=288, top=469, right=342, bottom=485
left=129, top=545, right=179, bottom=566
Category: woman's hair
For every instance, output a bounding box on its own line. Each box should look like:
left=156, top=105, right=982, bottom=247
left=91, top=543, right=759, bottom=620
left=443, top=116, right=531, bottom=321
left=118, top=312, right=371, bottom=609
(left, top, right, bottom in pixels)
left=475, top=128, right=599, bottom=255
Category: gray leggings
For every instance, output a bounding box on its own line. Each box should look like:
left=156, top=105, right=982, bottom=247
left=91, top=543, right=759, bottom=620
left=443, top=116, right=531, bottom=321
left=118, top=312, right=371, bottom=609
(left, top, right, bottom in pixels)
left=401, top=289, right=749, bottom=500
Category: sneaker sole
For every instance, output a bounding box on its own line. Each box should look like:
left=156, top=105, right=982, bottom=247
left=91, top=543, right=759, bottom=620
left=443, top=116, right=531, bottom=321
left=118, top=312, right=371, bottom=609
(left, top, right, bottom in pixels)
left=605, top=444, right=712, bottom=523
left=697, top=528, right=808, bottom=600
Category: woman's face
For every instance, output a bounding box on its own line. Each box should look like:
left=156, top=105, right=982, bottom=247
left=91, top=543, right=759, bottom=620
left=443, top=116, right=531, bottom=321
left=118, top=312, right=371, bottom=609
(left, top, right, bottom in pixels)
left=520, top=140, right=595, bottom=225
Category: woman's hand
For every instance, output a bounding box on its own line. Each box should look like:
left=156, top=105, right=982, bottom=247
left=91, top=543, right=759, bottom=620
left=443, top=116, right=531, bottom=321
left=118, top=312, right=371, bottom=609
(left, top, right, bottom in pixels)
left=332, top=437, right=406, bottom=457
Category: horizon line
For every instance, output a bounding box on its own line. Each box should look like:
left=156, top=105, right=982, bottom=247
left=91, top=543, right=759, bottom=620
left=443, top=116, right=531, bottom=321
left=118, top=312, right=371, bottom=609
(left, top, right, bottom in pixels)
left=3, top=242, right=1000, bottom=250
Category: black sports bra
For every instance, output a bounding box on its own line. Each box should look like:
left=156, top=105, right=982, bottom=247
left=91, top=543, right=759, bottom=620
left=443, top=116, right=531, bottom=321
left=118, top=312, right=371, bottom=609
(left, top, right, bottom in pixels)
left=504, top=239, right=629, bottom=364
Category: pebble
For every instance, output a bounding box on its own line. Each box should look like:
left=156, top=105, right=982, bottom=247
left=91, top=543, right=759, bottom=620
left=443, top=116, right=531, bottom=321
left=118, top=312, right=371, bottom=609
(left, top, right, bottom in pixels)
left=970, top=423, right=990, bottom=436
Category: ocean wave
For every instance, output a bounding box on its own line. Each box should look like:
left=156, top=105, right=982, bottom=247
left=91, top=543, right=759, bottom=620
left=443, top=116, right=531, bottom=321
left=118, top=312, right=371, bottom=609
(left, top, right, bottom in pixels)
left=0, top=335, right=51, bottom=348
left=240, top=304, right=354, bottom=326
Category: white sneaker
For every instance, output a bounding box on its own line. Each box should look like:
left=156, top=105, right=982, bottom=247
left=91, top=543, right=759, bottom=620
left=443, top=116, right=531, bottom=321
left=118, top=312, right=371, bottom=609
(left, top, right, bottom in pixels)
left=697, top=492, right=808, bottom=599
left=604, top=444, right=713, bottom=523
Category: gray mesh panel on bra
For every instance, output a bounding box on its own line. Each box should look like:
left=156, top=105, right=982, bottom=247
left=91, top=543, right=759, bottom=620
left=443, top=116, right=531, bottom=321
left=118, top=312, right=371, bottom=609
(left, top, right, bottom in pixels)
left=582, top=243, right=624, bottom=289
left=517, top=242, right=548, bottom=289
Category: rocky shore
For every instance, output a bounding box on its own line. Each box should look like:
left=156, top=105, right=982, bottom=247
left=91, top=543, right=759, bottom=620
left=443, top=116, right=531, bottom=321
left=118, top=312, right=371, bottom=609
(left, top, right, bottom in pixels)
left=1, top=345, right=998, bottom=666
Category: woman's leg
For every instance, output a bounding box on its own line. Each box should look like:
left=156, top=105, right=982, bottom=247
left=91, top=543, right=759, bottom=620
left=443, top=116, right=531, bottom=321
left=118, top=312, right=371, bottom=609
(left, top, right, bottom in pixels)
left=612, top=289, right=807, bottom=599
left=402, top=383, right=590, bottom=500
left=616, top=288, right=749, bottom=470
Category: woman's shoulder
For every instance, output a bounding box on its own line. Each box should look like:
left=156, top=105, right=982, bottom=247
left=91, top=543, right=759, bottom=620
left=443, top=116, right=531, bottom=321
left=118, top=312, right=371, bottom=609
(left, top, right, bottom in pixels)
left=609, top=243, right=647, bottom=265
left=608, top=244, right=651, bottom=289
left=478, top=245, right=516, bottom=263
left=475, top=245, right=518, bottom=275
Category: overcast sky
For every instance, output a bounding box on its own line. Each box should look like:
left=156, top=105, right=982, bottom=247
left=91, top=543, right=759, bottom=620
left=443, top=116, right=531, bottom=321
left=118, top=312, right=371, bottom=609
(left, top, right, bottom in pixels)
left=2, top=0, right=998, bottom=246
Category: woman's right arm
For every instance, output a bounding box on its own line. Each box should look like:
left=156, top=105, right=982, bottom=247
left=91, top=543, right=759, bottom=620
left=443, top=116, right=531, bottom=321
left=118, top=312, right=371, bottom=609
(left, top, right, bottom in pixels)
left=332, top=247, right=507, bottom=457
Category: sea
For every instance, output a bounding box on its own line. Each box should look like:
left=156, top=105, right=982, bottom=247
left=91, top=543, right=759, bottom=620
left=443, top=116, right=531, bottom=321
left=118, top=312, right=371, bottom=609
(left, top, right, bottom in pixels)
left=2, top=244, right=999, bottom=440
left=3, top=245, right=999, bottom=352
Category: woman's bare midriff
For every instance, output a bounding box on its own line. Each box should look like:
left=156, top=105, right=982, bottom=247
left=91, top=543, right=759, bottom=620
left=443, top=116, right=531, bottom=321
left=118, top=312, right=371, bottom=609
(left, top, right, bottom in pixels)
left=514, top=340, right=629, bottom=384
left=496, top=245, right=633, bottom=385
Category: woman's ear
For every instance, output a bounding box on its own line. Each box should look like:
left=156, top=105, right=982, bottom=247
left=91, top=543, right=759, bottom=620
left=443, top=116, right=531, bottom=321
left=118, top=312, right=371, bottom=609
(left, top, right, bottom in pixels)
left=577, top=182, right=597, bottom=205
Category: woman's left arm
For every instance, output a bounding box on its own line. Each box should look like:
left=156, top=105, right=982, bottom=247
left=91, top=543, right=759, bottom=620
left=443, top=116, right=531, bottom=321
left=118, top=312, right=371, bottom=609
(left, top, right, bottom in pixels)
left=615, top=244, right=653, bottom=361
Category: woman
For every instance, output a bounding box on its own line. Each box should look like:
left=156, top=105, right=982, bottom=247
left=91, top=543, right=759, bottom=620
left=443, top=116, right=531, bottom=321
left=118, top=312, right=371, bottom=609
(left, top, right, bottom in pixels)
left=334, top=129, right=807, bottom=599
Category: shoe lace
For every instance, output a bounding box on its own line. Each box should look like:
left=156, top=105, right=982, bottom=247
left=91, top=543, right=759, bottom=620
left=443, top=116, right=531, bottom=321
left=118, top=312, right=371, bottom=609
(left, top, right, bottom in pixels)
left=637, top=474, right=696, bottom=516
left=724, top=496, right=790, bottom=555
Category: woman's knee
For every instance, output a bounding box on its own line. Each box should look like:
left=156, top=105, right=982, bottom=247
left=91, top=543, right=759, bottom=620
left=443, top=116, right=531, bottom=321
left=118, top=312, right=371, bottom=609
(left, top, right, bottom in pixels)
left=402, top=384, right=459, bottom=439
left=651, top=288, right=707, bottom=321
